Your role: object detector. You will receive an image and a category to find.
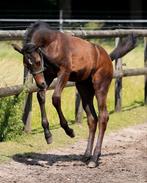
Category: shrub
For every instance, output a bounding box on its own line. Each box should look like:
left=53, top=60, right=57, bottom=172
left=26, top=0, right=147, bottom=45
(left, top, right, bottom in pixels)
left=0, top=91, right=25, bottom=141
left=84, top=22, right=104, bottom=30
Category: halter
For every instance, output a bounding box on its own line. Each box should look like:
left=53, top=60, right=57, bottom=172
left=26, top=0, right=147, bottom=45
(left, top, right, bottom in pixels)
left=30, top=49, right=45, bottom=76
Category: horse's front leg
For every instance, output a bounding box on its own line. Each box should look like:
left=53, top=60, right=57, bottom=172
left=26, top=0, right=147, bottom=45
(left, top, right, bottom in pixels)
left=52, top=71, right=75, bottom=138
left=37, top=89, right=52, bottom=144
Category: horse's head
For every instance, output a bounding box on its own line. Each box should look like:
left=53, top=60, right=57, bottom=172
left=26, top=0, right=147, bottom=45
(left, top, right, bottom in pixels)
left=12, top=43, right=47, bottom=90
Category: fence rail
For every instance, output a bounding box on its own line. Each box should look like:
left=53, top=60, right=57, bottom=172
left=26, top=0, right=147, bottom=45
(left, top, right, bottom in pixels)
left=0, top=68, right=147, bottom=98
left=1, top=19, right=147, bottom=30
left=2, top=29, right=147, bottom=40
left=0, top=80, right=74, bottom=98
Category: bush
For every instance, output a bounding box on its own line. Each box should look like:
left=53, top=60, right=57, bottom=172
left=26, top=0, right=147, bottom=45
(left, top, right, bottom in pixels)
left=84, top=22, right=104, bottom=30
left=0, top=92, right=25, bottom=141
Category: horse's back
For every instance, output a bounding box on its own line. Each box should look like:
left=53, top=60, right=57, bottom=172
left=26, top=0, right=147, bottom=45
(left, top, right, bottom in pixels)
left=65, top=35, right=113, bottom=80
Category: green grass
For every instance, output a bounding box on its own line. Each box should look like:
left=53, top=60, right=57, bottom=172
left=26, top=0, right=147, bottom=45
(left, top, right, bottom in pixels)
left=31, top=87, right=76, bottom=130
left=0, top=39, right=146, bottom=163
left=0, top=41, right=23, bottom=61
left=0, top=41, right=23, bottom=87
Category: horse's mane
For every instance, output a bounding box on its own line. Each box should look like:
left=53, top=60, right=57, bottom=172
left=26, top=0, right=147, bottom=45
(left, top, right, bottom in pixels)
left=24, top=21, right=50, bottom=45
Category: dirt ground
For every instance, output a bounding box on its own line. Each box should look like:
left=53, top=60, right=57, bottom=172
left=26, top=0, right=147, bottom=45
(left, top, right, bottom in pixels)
left=0, top=123, right=147, bottom=183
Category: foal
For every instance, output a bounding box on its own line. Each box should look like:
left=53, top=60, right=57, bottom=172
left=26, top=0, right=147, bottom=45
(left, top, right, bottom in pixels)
left=12, top=22, right=136, bottom=167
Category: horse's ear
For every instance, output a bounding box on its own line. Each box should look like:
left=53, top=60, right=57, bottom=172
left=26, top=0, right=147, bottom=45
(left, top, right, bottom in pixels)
left=12, top=43, right=23, bottom=54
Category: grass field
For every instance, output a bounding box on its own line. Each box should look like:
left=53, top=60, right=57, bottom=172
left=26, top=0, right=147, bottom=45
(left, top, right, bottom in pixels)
left=0, top=38, right=146, bottom=162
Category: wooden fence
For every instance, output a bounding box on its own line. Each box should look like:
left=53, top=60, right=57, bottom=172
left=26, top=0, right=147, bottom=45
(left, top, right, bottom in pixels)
left=0, top=29, right=147, bottom=131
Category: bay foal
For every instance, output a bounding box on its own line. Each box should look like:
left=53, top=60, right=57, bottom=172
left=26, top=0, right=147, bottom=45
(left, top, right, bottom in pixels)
left=12, top=22, right=136, bottom=167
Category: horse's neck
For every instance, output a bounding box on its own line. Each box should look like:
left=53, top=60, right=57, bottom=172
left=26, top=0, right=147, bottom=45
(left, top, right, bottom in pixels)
left=31, top=29, right=58, bottom=48
left=44, top=57, right=59, bottom=78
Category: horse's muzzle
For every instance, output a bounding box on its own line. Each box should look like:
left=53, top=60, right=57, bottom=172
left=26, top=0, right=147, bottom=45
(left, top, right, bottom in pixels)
left=37, top=82, right=47, bottom=90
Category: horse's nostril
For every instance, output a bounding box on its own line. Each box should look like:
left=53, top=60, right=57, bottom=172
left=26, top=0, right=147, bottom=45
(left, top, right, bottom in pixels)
left=37, top=82, right=46, bottom=89
left=41, top=82, right=46, bottom=88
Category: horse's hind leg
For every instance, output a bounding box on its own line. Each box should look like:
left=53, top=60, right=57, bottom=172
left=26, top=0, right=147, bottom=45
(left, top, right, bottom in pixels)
left=76, top=79, right=98, bottom=160
left=88, top=75, right=112, bottom=168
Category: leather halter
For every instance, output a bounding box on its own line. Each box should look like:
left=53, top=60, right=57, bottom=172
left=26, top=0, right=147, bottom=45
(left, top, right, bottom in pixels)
left=31, top=52, right=45, bottom=76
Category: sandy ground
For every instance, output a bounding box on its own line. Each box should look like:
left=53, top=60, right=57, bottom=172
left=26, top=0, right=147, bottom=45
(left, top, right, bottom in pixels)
left=0, top=123, right=147, bottom=183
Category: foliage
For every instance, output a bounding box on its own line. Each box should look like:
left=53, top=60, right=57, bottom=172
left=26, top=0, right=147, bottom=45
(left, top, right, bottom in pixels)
left=0, top=91, right=25, bottom=141
left=84, top=22, right=104, bottom=30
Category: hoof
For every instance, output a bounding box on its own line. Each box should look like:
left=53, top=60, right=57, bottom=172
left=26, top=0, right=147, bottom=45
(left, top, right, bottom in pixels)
left=66, top=128, right=75, bottom=138
left=88, top=161, right=97, bottom=168
left=46, top=136, right=53, bottom=144
left=83, top=155, right=91, bottom=162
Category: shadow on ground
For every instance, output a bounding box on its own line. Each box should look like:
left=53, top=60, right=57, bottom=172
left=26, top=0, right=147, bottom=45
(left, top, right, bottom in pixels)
left=12, top=151, right=121, bottom=167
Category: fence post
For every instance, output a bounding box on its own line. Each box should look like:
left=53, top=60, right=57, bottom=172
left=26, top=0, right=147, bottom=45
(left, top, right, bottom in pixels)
left=144, top=37, right=147, bottom=104
left=22, top=67, right=33, bottom=132
left=59, top=9, right=63, bottom=31
left=115, top=37, right=123, bottom=112
left=75, top=89, right=83, bottom=123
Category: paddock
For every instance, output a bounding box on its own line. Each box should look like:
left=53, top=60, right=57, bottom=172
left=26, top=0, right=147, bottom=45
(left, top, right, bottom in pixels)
left=0, top=123, right=146, bottom=182
left=0, top=29, right=147, bottom=131
left=0, top=26, right=147, bottom=182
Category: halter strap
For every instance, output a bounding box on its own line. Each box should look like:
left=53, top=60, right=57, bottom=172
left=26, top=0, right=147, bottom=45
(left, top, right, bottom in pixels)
left=31, top=52, right=45, bottom=76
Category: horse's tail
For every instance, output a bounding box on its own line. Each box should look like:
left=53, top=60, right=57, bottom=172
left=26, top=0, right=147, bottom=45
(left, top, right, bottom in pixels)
left=109, top=34, right=137, bottom=61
